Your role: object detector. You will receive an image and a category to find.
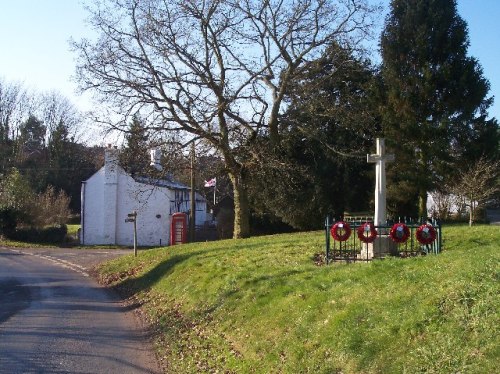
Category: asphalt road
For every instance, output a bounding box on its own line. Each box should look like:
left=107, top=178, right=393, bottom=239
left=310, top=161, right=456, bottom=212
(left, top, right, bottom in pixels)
left=0, top=247, right=160, bottom=373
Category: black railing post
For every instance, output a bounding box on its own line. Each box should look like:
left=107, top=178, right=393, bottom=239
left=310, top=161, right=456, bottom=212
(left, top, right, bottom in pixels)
left=325, top=215, right=330, bottom=264
left=325, top=219, right=443, bottom=264
left=437, top=220, right=442, bottom=254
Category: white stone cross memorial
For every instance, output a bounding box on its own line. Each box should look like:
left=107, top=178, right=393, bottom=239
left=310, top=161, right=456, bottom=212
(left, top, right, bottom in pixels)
left=367, top=138, right=395, bottom=226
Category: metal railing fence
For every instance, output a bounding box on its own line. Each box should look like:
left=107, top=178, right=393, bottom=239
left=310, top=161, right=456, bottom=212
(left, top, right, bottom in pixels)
left=325, top=216, right=442, bottom=264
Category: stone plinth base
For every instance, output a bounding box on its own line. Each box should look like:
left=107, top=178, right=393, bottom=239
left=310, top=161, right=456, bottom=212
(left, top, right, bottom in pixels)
left=358, top=235, right=398, bottom=260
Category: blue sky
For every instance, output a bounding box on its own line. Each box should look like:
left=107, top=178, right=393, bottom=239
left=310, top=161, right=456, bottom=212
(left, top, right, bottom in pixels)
left=0, top=0, right=499, bottom=121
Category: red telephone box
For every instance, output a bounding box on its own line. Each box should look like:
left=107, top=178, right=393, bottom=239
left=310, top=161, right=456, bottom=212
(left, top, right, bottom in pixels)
left=170, top=212, right=188, bottom=245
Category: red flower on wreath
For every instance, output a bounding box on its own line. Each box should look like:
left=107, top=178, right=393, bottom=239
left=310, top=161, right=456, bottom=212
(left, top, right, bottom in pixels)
left=416, top=224, right=437, bottom=245
left=389, top=223, right=410, bottom=243
left=357, top=222, right=378, bottom=243
left=330, top=221, right=352, bottom=242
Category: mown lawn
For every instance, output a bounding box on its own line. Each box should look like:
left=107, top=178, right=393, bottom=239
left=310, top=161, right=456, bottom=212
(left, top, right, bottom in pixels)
left=96, top=225, right=499, bottom=373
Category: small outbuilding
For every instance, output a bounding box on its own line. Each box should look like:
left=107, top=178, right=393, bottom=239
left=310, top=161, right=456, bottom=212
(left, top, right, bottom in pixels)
left=80, top=146, right=208, bottom=246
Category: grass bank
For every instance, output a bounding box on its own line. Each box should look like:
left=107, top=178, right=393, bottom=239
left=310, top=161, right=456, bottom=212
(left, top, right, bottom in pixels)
left=96, top=225, right=499, bottom=373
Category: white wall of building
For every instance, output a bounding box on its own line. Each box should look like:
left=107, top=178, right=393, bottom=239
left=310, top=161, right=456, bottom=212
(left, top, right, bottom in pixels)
left=81, top=147, right=208, bottom=246
left=81, top=169, right=105, bottom=245
left=114, top=172, right=172, bottom=246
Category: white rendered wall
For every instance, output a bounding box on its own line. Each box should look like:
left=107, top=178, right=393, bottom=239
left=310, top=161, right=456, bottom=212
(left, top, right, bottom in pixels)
left=103, top=148, right=119, bottom=244
left=195, top=197, right=208, bottom=227
left=83, top=169, right=172, bottom=246
left=115, top=173, right=171, bottom=246
left=81, top=168, right=105, bottom=245
left=81, top=151, right=208, bottom=246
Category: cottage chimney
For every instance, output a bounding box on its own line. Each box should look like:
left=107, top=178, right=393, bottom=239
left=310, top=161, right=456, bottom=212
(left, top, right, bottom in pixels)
left=105, top=144, right=119, bottom=168
left=150, top=148, right=163, bottom=171
left=103, top=144, right=119, bottom=244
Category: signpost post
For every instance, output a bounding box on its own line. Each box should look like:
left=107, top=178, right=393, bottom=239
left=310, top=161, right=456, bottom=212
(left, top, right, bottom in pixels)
left=125, top=211, right=138, bottom=257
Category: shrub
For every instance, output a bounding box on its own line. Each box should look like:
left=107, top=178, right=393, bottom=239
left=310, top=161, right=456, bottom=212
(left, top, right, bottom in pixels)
left=1, top=169, right=71, bottom=229
left=0, top=208, right=18, bottom=236
left=216, top=207, right=234, bottom=239
left=7, top=225, right=68, bottom=243
left=31, top=186, right=71, bottom=227
left=0, top=168, right=35, bottom=226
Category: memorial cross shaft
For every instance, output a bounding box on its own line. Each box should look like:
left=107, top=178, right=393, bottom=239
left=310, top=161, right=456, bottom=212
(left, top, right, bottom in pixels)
left=367, top=138, right=395, bottom=226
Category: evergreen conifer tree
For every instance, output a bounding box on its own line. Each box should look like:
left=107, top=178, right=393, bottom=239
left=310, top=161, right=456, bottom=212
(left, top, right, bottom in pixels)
left=380, top=0, right=495, bottom=217
left=119, top=115, right=150, bottom=176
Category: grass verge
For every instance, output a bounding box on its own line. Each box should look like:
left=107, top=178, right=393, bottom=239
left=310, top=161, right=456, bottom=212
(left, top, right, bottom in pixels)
left=95, top=225, right=499, bottom=373
left=0, top=224, right=141, bottom=249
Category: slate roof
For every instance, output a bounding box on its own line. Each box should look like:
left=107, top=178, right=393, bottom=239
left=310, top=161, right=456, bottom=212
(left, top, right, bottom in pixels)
left=133, top=175, right=190, bottom=190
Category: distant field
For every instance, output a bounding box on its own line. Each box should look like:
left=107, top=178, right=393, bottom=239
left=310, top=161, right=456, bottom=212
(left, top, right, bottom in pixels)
left=67, top=224, right=80, bottom=237
left=95, top=225, right=499, bottom=373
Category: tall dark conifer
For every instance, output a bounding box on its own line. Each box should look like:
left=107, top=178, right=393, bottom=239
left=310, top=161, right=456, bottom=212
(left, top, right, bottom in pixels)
left=246, top=43, right=379, bottom=229
left=380, top=0, right=495, bottom=217
left=119, top=115, right=150, bottom=176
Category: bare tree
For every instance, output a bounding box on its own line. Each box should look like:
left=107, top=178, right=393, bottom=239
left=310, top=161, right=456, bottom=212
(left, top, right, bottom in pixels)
left=429, top=190, right=453, bottom=220
left=1, top=79, right=84, bottom=144
left=0, top=78, right=27, bottom=142
left=450, top=157, right=500, bottom=226
left=38, top=91, right=83, bottom=143
left=72, top=0, right=379, bottom=238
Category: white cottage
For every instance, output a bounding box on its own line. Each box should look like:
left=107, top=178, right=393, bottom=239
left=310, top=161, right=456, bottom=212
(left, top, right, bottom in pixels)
left=80, top=146, right=208, bottom=246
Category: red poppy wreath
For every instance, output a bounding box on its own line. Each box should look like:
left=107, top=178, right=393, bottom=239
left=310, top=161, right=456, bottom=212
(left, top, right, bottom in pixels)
left=416, top=224, right=437, bottom=245
left=330, top=221, right=352, bottom=242
left=357, top=222, right=378, bottom=244
left=389, top=223, right=410, bottom=244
